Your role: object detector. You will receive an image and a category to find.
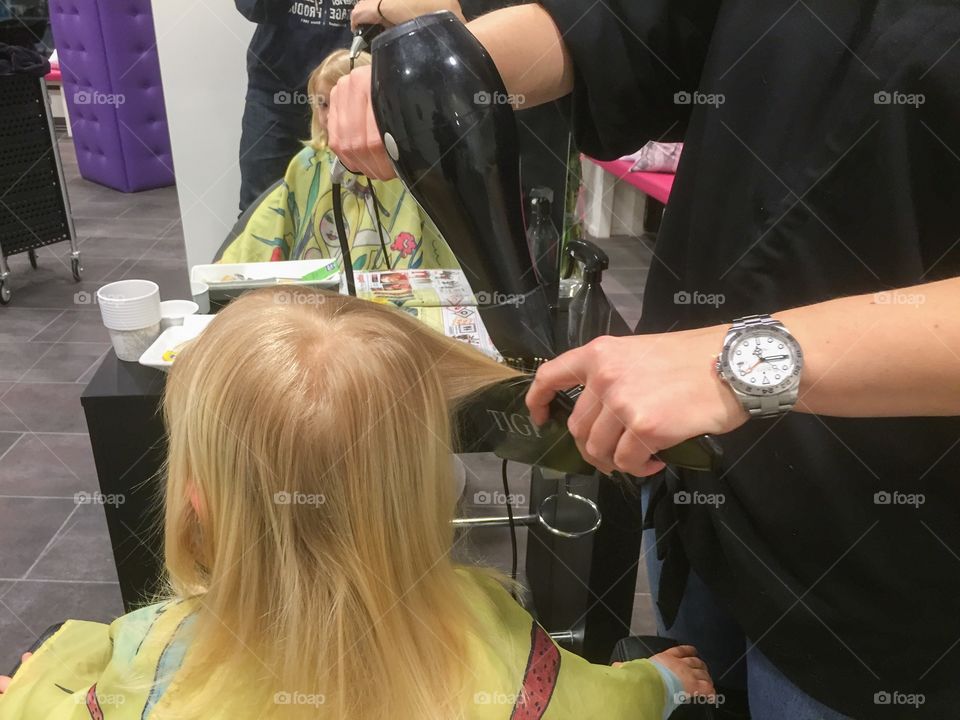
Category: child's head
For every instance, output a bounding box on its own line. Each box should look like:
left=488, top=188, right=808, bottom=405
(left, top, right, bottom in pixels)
left=307, top=49, right=371, bottom=151
left=162, top=287, right=515, bottom=718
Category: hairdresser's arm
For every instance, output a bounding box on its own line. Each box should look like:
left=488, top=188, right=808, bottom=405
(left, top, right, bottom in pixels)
left=351, top=0, right=465, bottom=27
left=526, top=278, right=960, bottom=476
left=329, top=4, right=572, bottom=178
left=468, top=5, right=574, bottom=105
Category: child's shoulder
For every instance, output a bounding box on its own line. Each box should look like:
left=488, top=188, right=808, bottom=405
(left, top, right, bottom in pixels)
left=285, top=145, right=329, bottom=177
left=295, top=145, right=329, bottom=166
left=110, top=599, right=197, bottom=651
left=454, top=567, right=530, bottom=627
left=454, top=566, right=511, bottom=600
left=114, top=598, right=193, bottom=627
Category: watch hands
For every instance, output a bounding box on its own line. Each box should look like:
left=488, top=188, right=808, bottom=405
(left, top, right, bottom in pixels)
left=741, top=354, right=791, bottom=376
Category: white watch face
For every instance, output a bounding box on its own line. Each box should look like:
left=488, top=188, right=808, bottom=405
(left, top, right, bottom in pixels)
left=722, top=328, right=802, bottom=396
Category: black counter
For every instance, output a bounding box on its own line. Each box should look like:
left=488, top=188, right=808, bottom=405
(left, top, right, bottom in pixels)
left=81, top=351, right=167, bottom=607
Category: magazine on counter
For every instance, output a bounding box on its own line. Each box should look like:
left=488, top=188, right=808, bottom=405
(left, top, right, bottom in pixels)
left=352, top=269, right=499, bottom=359
left=353, top=268, right=475, bottom=307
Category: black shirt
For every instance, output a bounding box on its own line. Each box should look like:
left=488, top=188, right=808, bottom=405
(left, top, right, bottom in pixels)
left=538, top=0, right=960, bottom=717
left=236, top=0, right=355, bottom=93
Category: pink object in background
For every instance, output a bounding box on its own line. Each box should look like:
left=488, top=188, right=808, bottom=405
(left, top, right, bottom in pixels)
left=45, top=59, right=62, bottom=82
left=587, top=158, right=675, bottom=205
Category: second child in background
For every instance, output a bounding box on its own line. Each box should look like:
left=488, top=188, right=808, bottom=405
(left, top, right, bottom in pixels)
left=219, top=50, right=460, bottom=271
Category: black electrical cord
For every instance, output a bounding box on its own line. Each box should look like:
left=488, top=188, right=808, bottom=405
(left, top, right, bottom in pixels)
left=332, top=177, right=392, bottom=284
left=367, top=181, right=392, bottom=270
left=331, top=181, right=356, bottom=295
left=501, top=459, right=518, bottom=583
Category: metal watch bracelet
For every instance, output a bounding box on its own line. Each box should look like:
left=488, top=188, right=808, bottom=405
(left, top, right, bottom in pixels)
left=725, top=314, right=800, bottom=417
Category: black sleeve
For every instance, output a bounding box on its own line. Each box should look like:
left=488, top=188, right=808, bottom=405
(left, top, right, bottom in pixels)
left=235, top=0, right=289, bottom=23
left=537, top=0, right=721, bottom=158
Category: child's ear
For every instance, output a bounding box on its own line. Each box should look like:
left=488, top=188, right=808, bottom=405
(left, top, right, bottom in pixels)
left=187, top=480, right=205, bottom=522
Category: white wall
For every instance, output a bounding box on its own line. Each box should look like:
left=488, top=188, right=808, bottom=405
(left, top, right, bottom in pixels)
left=153, top=1, right=254, bottom=269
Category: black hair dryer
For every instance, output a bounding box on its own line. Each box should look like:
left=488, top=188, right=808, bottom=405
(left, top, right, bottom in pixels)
left=370, top=11, right=555, bottom=364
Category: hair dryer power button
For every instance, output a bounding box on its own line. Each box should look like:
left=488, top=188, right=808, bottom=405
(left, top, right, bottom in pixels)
left=383, top=132, right=400, bottom=161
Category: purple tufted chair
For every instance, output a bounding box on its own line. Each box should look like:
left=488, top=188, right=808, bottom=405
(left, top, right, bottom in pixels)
left=48, top=0, right=174, bottom=192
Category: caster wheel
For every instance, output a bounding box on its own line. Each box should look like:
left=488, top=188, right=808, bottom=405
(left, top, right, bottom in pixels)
left=0, top=280, right=11, bottom=305
left=28, top=250, right=38, bottom=269
left=71, top=257, right=83, bottom=282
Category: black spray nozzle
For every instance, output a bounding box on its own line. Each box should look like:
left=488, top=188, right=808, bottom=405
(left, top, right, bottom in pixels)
left=529, top=187, right=554, bottom=205
left=567, top=238, right=608, bottom=282
left=369, top=11, right=555, bottom=361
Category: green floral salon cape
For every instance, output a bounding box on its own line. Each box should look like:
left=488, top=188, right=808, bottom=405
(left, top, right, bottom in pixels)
left=0, top=571, right=669, bottom=719
left=218, top=147, right=460, bottom=271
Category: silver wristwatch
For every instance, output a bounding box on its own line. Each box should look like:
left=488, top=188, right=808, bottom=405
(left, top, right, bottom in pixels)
left=716, top=314, right=803, bottom=417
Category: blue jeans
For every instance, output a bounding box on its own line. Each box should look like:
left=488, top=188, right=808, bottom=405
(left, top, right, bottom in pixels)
left=239, top=86, right=312, bottom=213
left=641, top=489, right=850, bottom=719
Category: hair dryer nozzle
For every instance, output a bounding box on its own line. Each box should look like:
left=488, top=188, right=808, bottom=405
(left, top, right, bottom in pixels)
left=351, top=23, right=384, bottom=61
left=370, top=12, right=556, bottom=360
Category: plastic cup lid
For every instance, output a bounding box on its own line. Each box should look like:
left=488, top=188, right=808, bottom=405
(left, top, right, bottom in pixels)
left=97, top=279, right=159, bottom=303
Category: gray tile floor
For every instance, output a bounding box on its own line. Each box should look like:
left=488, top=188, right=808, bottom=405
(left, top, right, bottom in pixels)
left=0, top=136, right=185, bottom=671
left=0, top=135, right=657, bottom=672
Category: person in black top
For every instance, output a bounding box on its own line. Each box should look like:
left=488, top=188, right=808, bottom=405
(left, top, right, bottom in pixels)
left=333, top=1, right=960, bottom=718
left=235, top=0, right=354, bottom=212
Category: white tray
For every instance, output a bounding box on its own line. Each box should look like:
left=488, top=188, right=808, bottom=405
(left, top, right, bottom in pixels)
left=191, top=259, right=339, bottom=291
left=138, top=315, right=215, bottom=371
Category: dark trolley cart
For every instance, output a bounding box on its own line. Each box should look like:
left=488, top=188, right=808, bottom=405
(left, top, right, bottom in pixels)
left=0, top=72, right=83, bottom=304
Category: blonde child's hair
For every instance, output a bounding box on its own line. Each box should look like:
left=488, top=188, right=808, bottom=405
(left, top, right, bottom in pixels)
left=307, top=49, right=371, bottom=151
left=162, top=287, right=517, bottom=719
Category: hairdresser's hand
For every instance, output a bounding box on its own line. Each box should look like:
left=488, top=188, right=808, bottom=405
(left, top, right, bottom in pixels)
left=647, top=645, right=716, bottom=700
left=0, top=653, right=31, bottom=693
left=351, top=0, right=465, bottom=29
left=526, top=329, right=748, bottom=476
left=328, top=65, right=396, bottom=180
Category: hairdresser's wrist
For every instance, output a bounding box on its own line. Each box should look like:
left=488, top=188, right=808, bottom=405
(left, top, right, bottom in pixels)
left=351, top=0, right=465, bottom=30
